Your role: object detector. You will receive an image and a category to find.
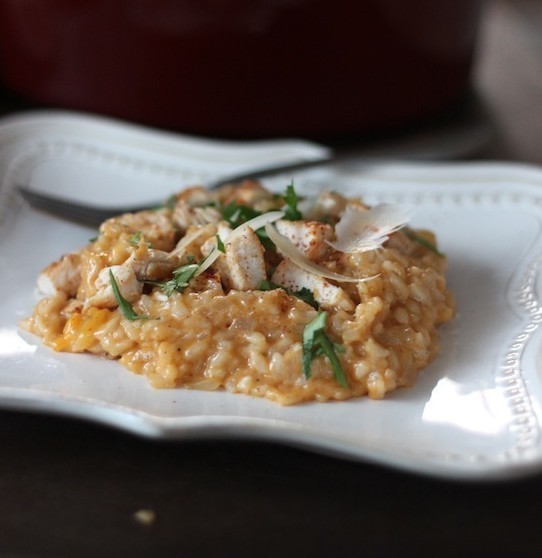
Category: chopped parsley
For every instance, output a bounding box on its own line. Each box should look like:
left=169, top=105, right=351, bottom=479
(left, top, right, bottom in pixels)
left=147, top=263, right=200, bottom=296
left=404, top=228, right=444, bottom=257
left=221, top=203, right=261, bottom=228
left=219, top=181, right=305, bottom=250
left=129, top=230, right=143, bottom=245
left=129, top=230, right=151, bottom=247
left=220, top=203, right=274, bottom=249
left=146, top=245, right=225, bottom=296
left=302, top=311, right=347, bottom=387
left=109, top=270, right=148, bottom=321
left=221, top=181, right=303, bottom=227
left=281, top=181, right=302, bottom=221
left=216, top=234, right=226, bottom=253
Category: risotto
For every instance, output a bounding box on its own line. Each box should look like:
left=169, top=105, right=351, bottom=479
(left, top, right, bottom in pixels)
left=22, top=180, right=454, bottom=405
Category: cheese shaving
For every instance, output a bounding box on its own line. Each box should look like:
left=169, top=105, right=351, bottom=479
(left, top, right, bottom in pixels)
left=228, top=210, right=285, bottom=243
left=265, top=223, right=377, bottom=283
left=327, top=203, right=412, bottom=253
left=168, top=224, right=213, bottom=260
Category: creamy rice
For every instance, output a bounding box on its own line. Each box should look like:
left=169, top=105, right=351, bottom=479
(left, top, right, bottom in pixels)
left=22, top=181, right=454, bottom=404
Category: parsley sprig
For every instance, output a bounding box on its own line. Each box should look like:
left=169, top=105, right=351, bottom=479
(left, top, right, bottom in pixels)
left=216, top=234, right=226, bottom=253
left=146, top=240, right=225, bottom=296
left=302, top=311, right=347, bottom=387
left=220, top=202, right=273, bottom=249
left=219, top=181, right=303, bottom=249
left=282, top=181, right=302, bottom=221
left=404, top=228, right=444, bottom=257
left=221, top=203, right=261, bottom=228
left=109, top=270, right=148, bottom=321
left=146, top=263, right=200, bottom=296
left=129, top=230, right=151, bottom=247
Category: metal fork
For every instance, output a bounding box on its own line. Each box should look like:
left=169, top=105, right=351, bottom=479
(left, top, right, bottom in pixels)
left=16, top=155, right=336, bottom=228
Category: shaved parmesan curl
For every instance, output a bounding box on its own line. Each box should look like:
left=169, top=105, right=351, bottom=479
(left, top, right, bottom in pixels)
left=327, top=203, right=413, bottom=254
left=265, top=223, right=377, bottom=283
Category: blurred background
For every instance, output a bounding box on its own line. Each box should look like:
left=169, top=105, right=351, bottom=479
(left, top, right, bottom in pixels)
left=0, top=0, right=539, bottom=164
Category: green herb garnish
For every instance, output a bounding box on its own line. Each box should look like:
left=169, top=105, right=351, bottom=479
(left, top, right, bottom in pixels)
left=258, top=280, right=318, bottom=309
left=404, top=228, right=444, bottom=257
left=109, top=270, right=148, bottom=321
left=302, top=311, right=347, bottom=387
left=282, top=181, right=302, bottom=221
left=129, top=230, right=152, bottom=247
left=294, top=287, right=319, bottom=309
left=221, top=203, right=262, bottom=228
left=219, top=182, right=302, bottom=249
left=129, top=230, right=143, bottom=245
left=220, top=201, right=276, bottom=248
left=216, top=234, right=226, bottom=253
left=255, top=228, right=274, bottom=250
left=147, top=263, right=200, bottom=296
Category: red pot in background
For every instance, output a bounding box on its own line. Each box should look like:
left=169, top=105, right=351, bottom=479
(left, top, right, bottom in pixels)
left=0, top=0, right=482, bottom=138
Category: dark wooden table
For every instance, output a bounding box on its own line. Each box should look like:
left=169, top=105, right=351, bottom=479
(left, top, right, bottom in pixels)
left=2, top=2, right=542, bottom=556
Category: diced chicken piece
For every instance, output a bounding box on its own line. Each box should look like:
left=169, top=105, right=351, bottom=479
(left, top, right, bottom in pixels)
left=174, top=203, right=221, bottom=231
left=272, top=259, right=354, bottom=311
left=200, top=222, right=232, bottom=257
left=170, top=186, right=221, bottom=231
left=84, top=265, right=142, bottom=310
left=275, top=219, right=334, bottom=261
left=37, top=253, right=81, bottom=297
left=212, top=226, right=266, bottom=291
left=199, top=222, right=233, bottom=288
left=174, top=186, right=214, bottom=206
left=217, top=221, right=233, bottom=241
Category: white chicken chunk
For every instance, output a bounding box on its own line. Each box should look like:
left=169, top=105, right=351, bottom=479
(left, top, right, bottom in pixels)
left=174, top=203, right=221, bottom=231
left=275, top=219, right=333, bottom=261
left=83, top=265, right=142, bottom=310
left=202, top=223, right=266, bottom=291
left=175, top=185, right=214, bottom=206
left=272, top=259, right=354, bottom=311
left=173, top=186, right=221, bottom=231
left=37, top=253, right=81, bottom=297
left=200, top=222, right=232, bottom=259
left=225, top=227, right=266, bottom=291
left=225, top=227, right=267, bottom=290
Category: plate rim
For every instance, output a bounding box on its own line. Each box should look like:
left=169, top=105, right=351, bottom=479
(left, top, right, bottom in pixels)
left=3, top=113, right=542, bottom=480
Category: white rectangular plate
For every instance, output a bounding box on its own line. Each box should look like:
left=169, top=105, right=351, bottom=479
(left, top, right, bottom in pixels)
left=2, top=111, right=542, bottom=480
